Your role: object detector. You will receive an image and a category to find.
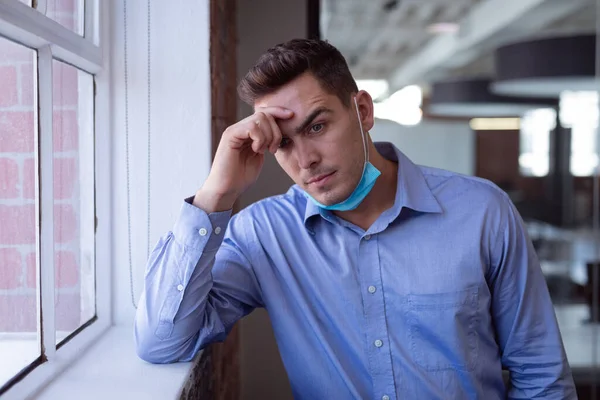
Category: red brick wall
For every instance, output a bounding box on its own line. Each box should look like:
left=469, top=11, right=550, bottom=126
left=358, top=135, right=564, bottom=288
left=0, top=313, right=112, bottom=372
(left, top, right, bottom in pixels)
left=0, top=0, right=83, bottom=335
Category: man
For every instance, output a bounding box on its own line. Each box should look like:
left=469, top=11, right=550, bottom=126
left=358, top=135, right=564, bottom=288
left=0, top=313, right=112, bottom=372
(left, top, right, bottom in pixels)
left=134, top=38, right=576, bottom=399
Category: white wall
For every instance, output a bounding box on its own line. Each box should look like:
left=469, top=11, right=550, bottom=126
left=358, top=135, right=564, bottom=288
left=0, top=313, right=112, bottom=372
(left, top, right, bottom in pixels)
left=370, top=118, right=476, bottom=176
left=109, top=1, right=212, bottom=325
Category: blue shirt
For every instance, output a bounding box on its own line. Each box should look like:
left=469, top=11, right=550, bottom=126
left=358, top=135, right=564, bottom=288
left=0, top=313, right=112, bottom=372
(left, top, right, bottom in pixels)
left=134, top=142, right=576, bottom=399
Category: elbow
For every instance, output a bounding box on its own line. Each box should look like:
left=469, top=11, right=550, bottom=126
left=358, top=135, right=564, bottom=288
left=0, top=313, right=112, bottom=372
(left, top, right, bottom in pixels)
left=134, top=328, right=172, bottom=364
left=133, top=322, right=199, bottom=364
left=133, top=317, right=177, bottom=364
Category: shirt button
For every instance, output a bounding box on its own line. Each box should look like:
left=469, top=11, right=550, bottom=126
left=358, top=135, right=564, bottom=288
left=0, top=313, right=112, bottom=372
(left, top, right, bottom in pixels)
left=368, top=285, right=377, bottom=294
left=177, top=284, right=184, bottom=291
left=382, top=396, right=390, bottom=400
left=199, top=228, right=207, bottom=236
left=374, top=339, right=383, bottom=348
left=364, top=234, right=371, bottom=241
left=214, top=227, right=222, bottom=235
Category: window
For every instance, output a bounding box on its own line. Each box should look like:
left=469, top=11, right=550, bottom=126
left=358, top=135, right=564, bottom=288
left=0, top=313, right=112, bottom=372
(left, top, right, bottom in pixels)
left=519, top=108, right=556, bottom=177
left=560, top=91, right=600, bottom=177
left=0, top=0, right=106, bottom=397
left=519, top=92, right=600, bottom=178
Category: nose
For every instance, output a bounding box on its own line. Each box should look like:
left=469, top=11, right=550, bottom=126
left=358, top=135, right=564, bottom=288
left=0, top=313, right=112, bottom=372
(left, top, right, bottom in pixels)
left=294, top=138, right=320, bottom=170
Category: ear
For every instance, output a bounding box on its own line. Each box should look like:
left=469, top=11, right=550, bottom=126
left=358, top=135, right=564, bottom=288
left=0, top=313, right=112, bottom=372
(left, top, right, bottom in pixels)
left=354, top=90, right=375, bottom=131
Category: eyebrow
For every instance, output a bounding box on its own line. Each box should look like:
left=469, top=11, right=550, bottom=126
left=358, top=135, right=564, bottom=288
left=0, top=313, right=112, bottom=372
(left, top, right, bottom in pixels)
left=294, top=107, right=332, bottom=134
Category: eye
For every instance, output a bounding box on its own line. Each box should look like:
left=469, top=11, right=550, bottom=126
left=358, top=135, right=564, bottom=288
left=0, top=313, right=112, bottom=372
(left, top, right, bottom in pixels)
left=279, top=137, right=291, bottom=149
left=310, top=123, right=325, bottom=134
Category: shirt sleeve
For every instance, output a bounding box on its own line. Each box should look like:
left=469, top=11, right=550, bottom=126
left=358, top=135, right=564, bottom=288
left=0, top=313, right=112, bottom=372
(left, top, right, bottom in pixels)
left=488, top=196, right=577, bottom=399
left=134, top=197, right=263, bottom=364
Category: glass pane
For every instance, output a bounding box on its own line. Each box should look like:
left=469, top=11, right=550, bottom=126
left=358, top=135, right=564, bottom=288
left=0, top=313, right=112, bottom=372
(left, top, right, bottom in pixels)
left=45, top=0, right=84, bottom=36
left=0, top=38, right=39, bottom=388
left=52, top=60, right=95, bottom=345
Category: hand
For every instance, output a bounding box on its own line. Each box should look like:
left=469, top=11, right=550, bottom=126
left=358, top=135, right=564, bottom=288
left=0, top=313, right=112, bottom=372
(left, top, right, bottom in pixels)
left=194, top=107, right=294, bottom=212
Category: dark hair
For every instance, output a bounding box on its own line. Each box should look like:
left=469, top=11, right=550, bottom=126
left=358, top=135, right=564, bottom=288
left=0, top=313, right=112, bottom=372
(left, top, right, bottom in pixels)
left=237, top=38, right=358, bottom=108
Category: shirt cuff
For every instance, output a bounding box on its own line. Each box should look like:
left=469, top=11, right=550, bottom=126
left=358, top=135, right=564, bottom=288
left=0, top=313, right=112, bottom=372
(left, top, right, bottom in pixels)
left=173, top=196, right=232, bottom=250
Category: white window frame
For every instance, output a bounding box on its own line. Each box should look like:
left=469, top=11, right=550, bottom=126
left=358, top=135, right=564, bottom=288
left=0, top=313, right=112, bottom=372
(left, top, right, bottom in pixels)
left=0, top=0, right=111, bottom=399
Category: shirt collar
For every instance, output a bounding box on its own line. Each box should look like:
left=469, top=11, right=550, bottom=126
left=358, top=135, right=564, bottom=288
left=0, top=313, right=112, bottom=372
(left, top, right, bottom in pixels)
left=303, top=142, right=442, bottom=227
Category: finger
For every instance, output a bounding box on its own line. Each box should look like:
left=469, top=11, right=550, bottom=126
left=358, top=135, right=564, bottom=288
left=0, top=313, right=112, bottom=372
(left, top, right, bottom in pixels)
left=247, top=122, right=271, bottom=154
left=254, top=113, right=273, bottom=153
left=254, top=106, right=294, bottom=120
left=264, top=113, right=283, bottom=153
left=247, top=127, right=264, bottom=154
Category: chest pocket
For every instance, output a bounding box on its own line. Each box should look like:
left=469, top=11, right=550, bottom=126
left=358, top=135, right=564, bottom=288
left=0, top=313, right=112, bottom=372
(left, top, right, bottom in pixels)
left=406, top=285, right=479, bottom=372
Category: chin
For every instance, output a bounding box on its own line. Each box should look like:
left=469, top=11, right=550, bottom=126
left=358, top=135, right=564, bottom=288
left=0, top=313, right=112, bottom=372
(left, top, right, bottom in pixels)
left=314, top=188, right=352, bottom=205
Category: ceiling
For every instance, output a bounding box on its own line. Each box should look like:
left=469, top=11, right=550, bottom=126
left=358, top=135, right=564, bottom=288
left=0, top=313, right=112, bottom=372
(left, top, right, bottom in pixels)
left=321, top=0, right=596, bottom=96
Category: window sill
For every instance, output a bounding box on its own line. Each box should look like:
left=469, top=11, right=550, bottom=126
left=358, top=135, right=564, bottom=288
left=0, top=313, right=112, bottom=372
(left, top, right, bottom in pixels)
left=33, top=326, right=195, bottom=399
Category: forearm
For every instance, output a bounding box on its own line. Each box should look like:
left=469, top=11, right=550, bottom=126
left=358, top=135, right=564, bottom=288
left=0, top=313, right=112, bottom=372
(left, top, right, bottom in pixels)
left=491, top=196, right=576, bottom=398
left=134, top=200, right=232, bottom=363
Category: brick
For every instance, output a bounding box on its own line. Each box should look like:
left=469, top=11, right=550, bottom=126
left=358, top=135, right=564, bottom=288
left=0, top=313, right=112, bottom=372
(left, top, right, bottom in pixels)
left=0, top=204, right=36, bottom=245
left=24, top=156, right=78, bottom=203
left=0, top=294, right=37, bottom=332
left=0, top=248, right=23, bottom=289
left=26, top=251, right=36, bottom=289
left=20, top=63, right=34, bottom=107
left=55, top=292, right=81, bottom=332
left=53, top=110, right=79, bottom=152
left=0, top=66, right=18, bottom=107
left=0, top=158, right=19, bottom=198
left=0, top=112, right=35, bottom=152
left=54, top=157, right=77, bottom=199
left=22, top=157, right=35, bottom=200
left=54, top=204, right=78, bottom=244
left=0, top=38, right=34, bottom=63
left=53, top=62, right=79, bottom=107
left=55, top=250, right=79, bottom=288
left=25, top=251, right=79, bottom=289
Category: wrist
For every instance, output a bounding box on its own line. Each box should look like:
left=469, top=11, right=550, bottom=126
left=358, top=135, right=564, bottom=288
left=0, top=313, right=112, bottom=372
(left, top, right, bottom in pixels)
left=193, top=187, right=237, bottom=213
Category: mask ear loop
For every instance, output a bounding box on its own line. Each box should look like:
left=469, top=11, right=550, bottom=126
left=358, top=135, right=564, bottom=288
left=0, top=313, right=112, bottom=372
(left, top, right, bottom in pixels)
left=354, top=96, right=369, bottom=166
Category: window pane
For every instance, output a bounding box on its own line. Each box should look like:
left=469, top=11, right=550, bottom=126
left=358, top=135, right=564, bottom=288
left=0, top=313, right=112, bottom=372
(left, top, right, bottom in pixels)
left=45, top=0, right=84, bottom=36
left=519, top=108, right=555, bottom=177
left=0, top=38, right=39, bottom=388
left=52, top=60, right=95, bottom=345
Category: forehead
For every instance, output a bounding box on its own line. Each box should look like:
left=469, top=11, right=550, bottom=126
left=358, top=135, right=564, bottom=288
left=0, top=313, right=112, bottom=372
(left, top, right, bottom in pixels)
left=254, top=73, right=342, bottom=118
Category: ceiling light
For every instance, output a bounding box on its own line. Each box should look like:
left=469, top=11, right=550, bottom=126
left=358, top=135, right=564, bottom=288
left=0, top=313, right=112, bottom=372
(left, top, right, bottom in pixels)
left=469, top=118, right=521, bottom=131
left=427, top=78, right=557, bottom=118
left=491, top=35, right=598, bottom=98
left=427, top=22, right=460, bottom=35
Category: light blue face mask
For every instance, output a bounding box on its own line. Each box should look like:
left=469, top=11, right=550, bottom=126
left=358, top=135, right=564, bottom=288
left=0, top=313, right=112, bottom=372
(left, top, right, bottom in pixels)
left=304, top=97, right=381, bottom=211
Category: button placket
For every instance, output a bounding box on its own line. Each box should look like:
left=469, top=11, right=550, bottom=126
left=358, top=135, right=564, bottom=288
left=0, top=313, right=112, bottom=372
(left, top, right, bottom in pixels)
left=358, top=232, right=396, bottom=396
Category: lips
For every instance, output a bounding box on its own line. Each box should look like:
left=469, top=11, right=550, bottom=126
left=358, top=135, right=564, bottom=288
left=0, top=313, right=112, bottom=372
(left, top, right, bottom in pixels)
left=306, top=171, right=335, bottom=185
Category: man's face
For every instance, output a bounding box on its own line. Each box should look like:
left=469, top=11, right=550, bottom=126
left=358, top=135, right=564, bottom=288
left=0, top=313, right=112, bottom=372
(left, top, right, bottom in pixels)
left=254, top=73, right=374, bottom=205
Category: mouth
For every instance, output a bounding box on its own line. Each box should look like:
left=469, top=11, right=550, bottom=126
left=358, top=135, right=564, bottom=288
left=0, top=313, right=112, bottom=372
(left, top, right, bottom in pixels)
left=306, top=171, right=336, bottom=186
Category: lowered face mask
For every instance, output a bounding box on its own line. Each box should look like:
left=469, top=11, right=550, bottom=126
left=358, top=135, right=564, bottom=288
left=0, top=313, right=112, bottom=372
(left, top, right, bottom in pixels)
left=304, top=97, right=381, bottom=211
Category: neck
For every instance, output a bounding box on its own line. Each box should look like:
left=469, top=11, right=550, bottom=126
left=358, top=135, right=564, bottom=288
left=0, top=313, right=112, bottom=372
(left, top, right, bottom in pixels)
left=333, top=143, right=398, bottom=231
